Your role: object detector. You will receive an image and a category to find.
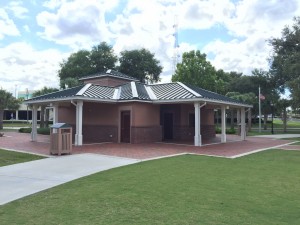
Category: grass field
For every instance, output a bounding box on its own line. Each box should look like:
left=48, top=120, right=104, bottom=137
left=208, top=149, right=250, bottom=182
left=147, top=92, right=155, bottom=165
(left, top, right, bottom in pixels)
left=0, top=149, right=44, bottom=167
left=1, top=150, right=300, bottom=225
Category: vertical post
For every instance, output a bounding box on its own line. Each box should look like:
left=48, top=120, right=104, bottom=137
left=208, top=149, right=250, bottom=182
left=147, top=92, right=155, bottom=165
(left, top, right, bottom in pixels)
left=248, top=108, right=252, bottom=132
left=259, top=86, right=261, bottom=133
left=53, top=104, right=58, bottom=124
left=76, top=100, right=83, bottom=146
left=16, top=110, right=19, bottom=121
left=241, top=107, right=246, bottom=140
left=194, top=102, right=201, bottom=146
left=221, top=105, right=226, bottom=143
left=31, top=105, right=37, bottom=142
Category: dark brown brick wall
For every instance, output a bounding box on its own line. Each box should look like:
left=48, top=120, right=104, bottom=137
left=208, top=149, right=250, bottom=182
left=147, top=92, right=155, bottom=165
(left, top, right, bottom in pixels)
left=174, top=125, right=216, bottom=141
left=82, top=125, right=118, bottom=143
left=83, top=77, right=131, bottom=87
left=131, top=126, right=162, bottom=144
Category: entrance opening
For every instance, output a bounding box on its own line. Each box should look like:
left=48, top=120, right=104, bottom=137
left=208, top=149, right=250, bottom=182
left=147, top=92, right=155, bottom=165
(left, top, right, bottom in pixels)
left=163, top=113, right=173, bottom=140
left=121, top=111, right=131, bottom=143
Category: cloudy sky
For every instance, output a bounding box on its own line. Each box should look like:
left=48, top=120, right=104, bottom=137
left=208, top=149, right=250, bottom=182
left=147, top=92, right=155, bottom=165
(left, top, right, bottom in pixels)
left=0, top=0, right=299, bottom=95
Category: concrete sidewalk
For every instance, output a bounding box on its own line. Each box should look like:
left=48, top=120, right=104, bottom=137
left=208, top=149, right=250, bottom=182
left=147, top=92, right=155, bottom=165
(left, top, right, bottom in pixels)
left=254, top=134, right=300, bottom=139
left=0, top=154, right=139, bottom=205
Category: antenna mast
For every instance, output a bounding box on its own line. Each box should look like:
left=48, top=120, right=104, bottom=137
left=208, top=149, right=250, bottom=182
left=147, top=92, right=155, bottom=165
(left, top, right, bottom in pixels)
left=172, top=15, right=179, bottom=74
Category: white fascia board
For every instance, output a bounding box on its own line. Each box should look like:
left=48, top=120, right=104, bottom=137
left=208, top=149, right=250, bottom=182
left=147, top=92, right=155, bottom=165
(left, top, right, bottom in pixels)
left=76, top=83, right=92, bottom=96
left=177, top=82, right=202, bottom=97
left=112, top=88, right=119, bottom=100
left=131, top=82, right=139, bottom=98
left=145, top=85, right=157, bottom=100
left=152, top=98, right=252, bottom=108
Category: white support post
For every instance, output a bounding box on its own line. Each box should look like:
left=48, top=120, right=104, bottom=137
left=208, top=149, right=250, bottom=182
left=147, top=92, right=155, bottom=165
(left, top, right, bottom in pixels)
left=53, top=104, right=58, bottom=124
left=75, top=100, right=83, bottom=146
left=237, top=109, right=241, bottom=125
left=241, top=107, right=246, bottom=140
left=31, top=105, right=38, bottom=142
left=221, top=105, right=226, bottom=143
left=194, top=102, right=201, bottom=146
left=16, top=110, right=19, bottom=120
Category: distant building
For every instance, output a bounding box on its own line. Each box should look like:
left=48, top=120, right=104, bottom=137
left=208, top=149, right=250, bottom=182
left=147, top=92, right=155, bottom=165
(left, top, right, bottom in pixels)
left=4, top=90, right=41, bottom=121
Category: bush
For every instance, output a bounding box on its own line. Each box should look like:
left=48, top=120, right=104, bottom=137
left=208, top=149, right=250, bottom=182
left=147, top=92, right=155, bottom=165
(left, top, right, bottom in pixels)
left=19, top=127, right=32, bottom=133
left=18, top=127, right=50, bottom=135
left=37, top=128, right=50, bottom=135
left=215, top=127, right=236, bottom=134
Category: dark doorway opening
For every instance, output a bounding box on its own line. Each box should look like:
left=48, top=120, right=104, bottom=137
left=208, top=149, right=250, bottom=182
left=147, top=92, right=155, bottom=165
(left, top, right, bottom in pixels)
left=163, top=113, right=173, bottom=140
left=121, top=111, right=131, bottom=143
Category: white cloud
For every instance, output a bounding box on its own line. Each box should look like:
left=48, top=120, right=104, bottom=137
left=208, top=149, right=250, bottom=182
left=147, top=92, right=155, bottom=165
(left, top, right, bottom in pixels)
left=6, top=1, right=29, bottom=19
left=0, top=42, right=66, bottom=92
left=203, top=35, right=272, bottom=75
left=0, top=8, right=20, bottom=40
left=37, top=0, right=119, bottom=49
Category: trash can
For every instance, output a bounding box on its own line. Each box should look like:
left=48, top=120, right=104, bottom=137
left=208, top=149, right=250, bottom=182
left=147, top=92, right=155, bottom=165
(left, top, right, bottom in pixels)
left=50, top=123, right=72, bottom=155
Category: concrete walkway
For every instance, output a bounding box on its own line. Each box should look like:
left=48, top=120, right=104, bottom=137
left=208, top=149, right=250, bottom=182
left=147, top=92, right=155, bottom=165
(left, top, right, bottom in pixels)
left=254, top=134, right=300, bottom=139
left=0, top=154, right=139, bottom=205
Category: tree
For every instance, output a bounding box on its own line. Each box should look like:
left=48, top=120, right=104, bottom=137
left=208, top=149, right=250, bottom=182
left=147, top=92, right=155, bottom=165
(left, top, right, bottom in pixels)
left=277, top=99, right=291, bottom=133
left=0, top=89, right=20, bottom=130
left=119, top=48, right=163, bottom=83
left=90, top=42, right=118, bottom=72
left=58, top=42, right=117, bottom=88
left=32, top=87, right=59, bottom=128
left=172, top=50, right=217, bottom=92
left=269, top=17, right=300, bottom=106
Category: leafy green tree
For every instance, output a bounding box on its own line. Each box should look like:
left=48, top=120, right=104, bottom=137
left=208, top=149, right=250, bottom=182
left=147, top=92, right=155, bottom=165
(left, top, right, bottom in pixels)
left=276, top=99, right=291, bottom=133
left=32, top=87, right=59, bottom=128
left=58, top=42, right=117, bottom=88
left=60, top=77, right=81, bottom=89
left=90, top=42, right=117, bottom=72
left=0, top=89, right=20, bottom=129
left=172, top=50, right=217, bottom=91
left=119, top=48, right=163, bottom=83
left=269, top=17, right=300, bottom=107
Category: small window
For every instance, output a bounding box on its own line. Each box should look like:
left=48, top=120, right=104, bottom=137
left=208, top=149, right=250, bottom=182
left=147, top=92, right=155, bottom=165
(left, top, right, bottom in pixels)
left=189, top=113, right=195, bottom=128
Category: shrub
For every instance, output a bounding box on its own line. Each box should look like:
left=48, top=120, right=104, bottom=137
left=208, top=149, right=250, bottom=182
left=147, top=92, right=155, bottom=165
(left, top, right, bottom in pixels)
left=215, top=127, right=236, bottom=134
left=18, top=127, right=50, bottom=135
left=37, top=128, right=50, bottom=135
left=19, top=127, right=32, bottom=133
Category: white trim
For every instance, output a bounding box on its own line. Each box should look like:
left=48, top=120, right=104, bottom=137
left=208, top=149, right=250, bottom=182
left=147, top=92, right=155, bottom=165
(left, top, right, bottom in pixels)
left=221, top=105, right=226, bottom=143
left=112, top=88, right=119, bottom=100
left=177, top=82, right=202, bottom=97
left=131, top=81, right=138, bottom=98
left=76, top=83, right=92, bottom=96
left=145, top=86, right=157, bottom=100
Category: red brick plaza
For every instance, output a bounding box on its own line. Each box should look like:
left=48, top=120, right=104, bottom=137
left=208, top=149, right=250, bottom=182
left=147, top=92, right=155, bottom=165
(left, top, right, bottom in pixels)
left=1, top=132, right=296, bottom=159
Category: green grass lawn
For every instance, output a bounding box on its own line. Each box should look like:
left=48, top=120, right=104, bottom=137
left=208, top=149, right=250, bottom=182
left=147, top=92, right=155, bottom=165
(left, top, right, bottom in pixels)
left=0, top=149, right=44, bottom=167
left=1, top=150, right=300, bottom=225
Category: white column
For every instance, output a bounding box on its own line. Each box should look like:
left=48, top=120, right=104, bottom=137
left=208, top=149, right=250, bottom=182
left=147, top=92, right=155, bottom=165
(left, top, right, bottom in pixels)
left=75, top=100, right=83, bottom=146
left=16, top=110, right=19, bottom=120
left=31, top=105, right=38, bottom=142
left=53, top=104, right=58, bottom=124
left=237, top=109, right=241, bottom=124
left=241, top=107, right=246, bottom=140
left=221, top=105, right=226, bottom=143
left=194, top=102, right=201, bottom=146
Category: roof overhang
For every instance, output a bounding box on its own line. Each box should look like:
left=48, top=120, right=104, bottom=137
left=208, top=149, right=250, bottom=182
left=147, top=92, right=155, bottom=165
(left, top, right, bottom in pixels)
left=25, top=96, right=252, bottom=108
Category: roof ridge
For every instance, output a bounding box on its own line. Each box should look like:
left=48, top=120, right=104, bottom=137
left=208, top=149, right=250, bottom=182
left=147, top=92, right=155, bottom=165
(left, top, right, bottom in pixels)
left=177, top=82, right=202, bottom=97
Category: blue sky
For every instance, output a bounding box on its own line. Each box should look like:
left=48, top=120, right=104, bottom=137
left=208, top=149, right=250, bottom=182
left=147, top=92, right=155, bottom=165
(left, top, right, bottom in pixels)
left=0, top=0, right=299, bottom=95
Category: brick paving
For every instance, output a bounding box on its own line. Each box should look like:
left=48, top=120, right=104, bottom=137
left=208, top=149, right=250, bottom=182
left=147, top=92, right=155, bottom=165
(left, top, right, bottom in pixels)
left=0, top=131, right=295, bottom=159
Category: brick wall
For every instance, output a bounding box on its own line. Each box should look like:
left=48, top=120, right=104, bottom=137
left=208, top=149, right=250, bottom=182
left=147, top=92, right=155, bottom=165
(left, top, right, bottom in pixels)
left=83, top=77, right=131, bottom=87
left=131, top=126, right=162, bottom=144
left=82, top=125, right=118, bottom=143
left=174, top=125, right=216, bottom=141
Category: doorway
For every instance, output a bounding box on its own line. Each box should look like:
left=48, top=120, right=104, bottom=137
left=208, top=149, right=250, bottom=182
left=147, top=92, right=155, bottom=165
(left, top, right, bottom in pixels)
left=121, top=111, right=131, bottom=143
left=163, top=113, right=173, bottom=140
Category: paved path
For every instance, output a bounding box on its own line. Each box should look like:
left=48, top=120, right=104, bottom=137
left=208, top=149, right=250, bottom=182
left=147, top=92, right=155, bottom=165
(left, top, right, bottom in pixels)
left=0, top=154, right=139, bottom=205
left=254, top=134, right=300, bottom=139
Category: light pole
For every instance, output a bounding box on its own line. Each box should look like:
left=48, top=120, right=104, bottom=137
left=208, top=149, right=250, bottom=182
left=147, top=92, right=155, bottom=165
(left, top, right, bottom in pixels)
left=270, top=102, right=274, bottom=134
